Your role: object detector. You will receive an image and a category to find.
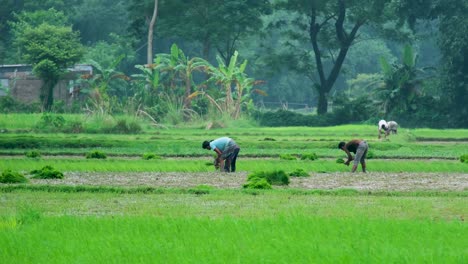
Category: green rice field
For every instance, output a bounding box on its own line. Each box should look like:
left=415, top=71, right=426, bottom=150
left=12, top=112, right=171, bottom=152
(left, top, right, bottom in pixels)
left=0, top=114, right=466, bottom=263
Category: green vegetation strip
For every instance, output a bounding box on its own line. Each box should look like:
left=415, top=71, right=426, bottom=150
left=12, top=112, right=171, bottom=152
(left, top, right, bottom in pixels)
left=0, top=190, right=466, bottom=263
left=1, top=185, right=467, bottom=197
left=1, top=158, right=466, bottom=173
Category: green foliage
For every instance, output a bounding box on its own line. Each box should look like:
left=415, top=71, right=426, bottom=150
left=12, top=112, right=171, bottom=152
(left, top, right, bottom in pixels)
left=289, top=168, right=309, bottom=177
left=37, top=114, right=66, bottom=130
left=106, top=118, right=142, bottom=134
left=336, top=158, right=345, bottom=164
left=247, top=170, right=289, bottom=186
left=0, top=170, right=28, bottom=183
left=86, top=150, right=107, bottom=159
left=301, top=153, right=318, bottom=161
left=366, top=150, right=375, bottom=159
left=30, top=165, right=64, bottom=179
left=142, top=153, right=161, bottom=160
left=25, top=150, right=41, bottom=158
left=243, top=177, right=272, bottom=189
left=279, top=154, right=296, bottom=160
left=460, top=154, right=468, bottom=164
left=15, top=23, right=84, bottom=110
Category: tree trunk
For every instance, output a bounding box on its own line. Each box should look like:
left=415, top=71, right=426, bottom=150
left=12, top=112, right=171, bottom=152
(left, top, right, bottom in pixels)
left=309, top=1, right=363, bottom=115
left=40, top=78, right=58, bottom=112
left=147, top=0, right=159, bottom=65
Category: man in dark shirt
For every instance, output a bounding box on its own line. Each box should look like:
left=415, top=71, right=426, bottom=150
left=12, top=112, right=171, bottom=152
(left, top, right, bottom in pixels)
left=338, top=139, right=368, bottom=173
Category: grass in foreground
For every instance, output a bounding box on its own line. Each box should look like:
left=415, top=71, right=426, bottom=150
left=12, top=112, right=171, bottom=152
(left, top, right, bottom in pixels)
left=0, top=190, right=466, bottom=263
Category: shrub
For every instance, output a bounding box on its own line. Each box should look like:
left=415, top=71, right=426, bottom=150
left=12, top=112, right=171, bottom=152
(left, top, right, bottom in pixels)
left=111, top=119, right=142, bottom=134
left=289, top=168, right=309, bottom=177
left=142, top=153, right=161, bottom=160
left=243, top=177, right=272, bottom=189
left=86, top=150, right=107, bottom=159
left=0, top=170, right=28, bottom=183
left=25, top=150, right=41, bottom=158
left=301, top=153, right=318, bottom=160
left=30, top=165, right=64, bottom=179
left=336, top=158, right=345, bottom=164
left=36, top=114, right=66, bottom=130
left=460, top=154, right=468, bottom=163
left=279, top=154, right=297, bottom=160
left=247, top=170, right=290, bottom=186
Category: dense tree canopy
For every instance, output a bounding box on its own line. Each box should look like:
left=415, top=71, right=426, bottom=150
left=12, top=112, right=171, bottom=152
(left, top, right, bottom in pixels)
left=0, top=0, right=466, bottom=127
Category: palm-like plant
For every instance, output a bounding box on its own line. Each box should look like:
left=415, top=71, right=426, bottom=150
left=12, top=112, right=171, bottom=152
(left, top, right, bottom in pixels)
left=374, top=44, right=433, bottom=115
left=205, top=50, right=262, bottom=119
left=81, top=55, right=128, bottom=114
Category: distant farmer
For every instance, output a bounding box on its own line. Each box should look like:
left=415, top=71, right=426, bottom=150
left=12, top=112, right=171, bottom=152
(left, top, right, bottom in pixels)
left=378, top=119, right=388, bottom=139
left=387, top=121, right=398, bottom=135
left=338, top=139, right=368, bottom=173
left=202, top=137, right=240, bottom=172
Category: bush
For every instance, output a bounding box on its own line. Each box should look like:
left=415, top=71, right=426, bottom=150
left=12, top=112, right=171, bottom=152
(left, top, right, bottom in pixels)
left=105, top=119, right=142, bottom=134
left=279, top=154, right=297, bottom=160
left=25, top=150, right=41, bottom=158
left=460, top=154, right=468, bottom=163
left=30, top=165, right=64, bottom=179
left=243, top=177, right=272, bottom=189
left=0, top=170, right=28, bottom=183
left=289, top=168, right=309, bottom=177
left=86, top=150, right=107, bottom=159
left=142, top=153, right=161, bottom=160
left=301, top=153, right=318, bottom=160
left=36, top=114, right=66, bottom=130
left=247, top=170, right=290, bottom=186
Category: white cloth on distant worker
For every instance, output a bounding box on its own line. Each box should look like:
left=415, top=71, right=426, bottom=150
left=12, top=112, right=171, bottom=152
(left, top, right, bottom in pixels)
left=378, top=120, right=388, bottom=131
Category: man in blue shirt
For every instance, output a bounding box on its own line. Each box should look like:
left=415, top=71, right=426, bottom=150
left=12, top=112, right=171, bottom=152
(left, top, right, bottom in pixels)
left=202, top=137, right=240, bottom=172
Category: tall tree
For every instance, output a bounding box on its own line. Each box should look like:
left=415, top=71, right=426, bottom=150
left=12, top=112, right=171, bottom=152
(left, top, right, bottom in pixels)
left=16, top=23, right=83, bottom=110
left=147, top=0, right=159, bottom=64
left=128, top=0, right=271, bottom=64
left=274, top=0, right=403, bottom=114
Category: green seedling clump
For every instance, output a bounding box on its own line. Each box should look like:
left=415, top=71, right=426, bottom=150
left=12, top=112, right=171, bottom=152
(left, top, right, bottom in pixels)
left=301, top=153, right=318, bottom=160
left=460, top=154, right=468, bottom=163
left=86, top=150, right=107, bottom=159
left=243, top=177, right=272, bottom=189
left=366, top=150, right=375, bottom=159
left=142, top=153, right=161, bottom=160
left=247, top=170, right=290, bottom=186
left=25, top=150, right=41, bottom=158
left=30, top=165, right=64, bottom=179
left=289, top=168, right=309, bottom=177
left=279, top=154, right=297, bottom=160
left=0, top=169, right=28, bottom=183
left=336, top=158, right=345, bottom=164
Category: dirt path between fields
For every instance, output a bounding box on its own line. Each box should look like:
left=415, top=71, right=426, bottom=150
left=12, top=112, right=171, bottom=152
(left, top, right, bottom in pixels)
left=30, top=171, right=468, bottom=191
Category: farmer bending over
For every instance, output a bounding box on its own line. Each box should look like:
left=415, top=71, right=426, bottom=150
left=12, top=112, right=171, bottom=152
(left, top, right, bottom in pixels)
left=378, top=119, right=388, bottom=139
left=202, top=137, right=240, bottom=172
left=338, top=139, right=368, bottom=173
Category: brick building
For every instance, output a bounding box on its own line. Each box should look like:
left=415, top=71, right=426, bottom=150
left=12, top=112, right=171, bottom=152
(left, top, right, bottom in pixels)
left=0, top=64, right=92, bottom=105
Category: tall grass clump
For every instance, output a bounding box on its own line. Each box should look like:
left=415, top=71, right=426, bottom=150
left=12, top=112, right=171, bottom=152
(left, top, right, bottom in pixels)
left=460, top=154, right=468, bottom=163
left=279, top=154, right=297, bottom=160
left=30, top=165, right=64, bottom=179
left=86, top=150, right=107, bottom=159
left=25, top=150, right=41, bottom=158
left=244, top=170, right=290, bottom=189
left=289, top=168, right=309, bottom=177
left=301, top=153, right=318, bottom=160
left=0, top=170, right=28, bottom=183
left=142, top=153, right=161, bottom=160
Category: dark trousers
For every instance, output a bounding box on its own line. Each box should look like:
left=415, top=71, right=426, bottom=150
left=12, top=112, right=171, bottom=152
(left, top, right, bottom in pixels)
left=224, top=147, right=240, bottom=172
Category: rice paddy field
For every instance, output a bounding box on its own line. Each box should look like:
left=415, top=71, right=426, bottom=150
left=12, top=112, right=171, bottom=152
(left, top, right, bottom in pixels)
left=0, top=114, right=467, bottom=263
